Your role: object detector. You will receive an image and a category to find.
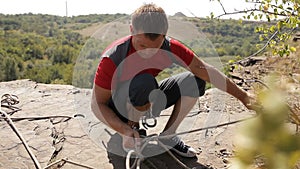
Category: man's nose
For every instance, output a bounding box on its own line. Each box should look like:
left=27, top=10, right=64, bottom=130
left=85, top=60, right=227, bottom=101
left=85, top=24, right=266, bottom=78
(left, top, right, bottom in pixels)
left=139, top=48, right=158, bottom=58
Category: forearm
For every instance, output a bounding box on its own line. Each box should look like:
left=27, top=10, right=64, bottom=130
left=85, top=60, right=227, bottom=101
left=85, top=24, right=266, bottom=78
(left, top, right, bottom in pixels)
left=224, top=76, right=248, bottom=102
left=191, top=61, right=248, bottom=103
left=91, top=95, right=131, bottom=135
left=207, top=67, right=248, bottom=102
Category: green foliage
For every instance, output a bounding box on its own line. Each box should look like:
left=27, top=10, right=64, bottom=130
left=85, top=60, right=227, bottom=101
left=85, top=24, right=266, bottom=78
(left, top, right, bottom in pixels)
left=0, top=13, right=265, bottom=86
left=0, top=13, right=129, bottom=85
left=156, top=65, right=187, bottom=82
left=72, top=38, right=107, bottom=88
left=0, top=14, right=86, bottom=84
left=243, top=0, right=300, bottom=57
left=231, top=75, right=300, bottom=169
left=198, top=19, right=262, bottom=57
left=222, top=55, right=242, bottom=76
left=2, top=57, right=18, bottom=81
left=72, top=13, right=127, bottom=24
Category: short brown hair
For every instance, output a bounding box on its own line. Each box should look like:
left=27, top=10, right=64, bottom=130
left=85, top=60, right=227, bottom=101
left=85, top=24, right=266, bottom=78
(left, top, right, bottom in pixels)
left=131, top=3, right=168, bottom=40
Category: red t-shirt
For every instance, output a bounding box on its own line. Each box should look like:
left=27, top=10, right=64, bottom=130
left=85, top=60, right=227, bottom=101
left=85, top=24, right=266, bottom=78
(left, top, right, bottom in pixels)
left=94, top=36, right=195, bottom=90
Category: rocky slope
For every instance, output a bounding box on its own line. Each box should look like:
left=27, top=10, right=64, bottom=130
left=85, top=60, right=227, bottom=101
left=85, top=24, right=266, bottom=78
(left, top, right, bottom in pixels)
left=1, top=54, right=299, bottom=169
left=0, top=78, right=257, bottom=169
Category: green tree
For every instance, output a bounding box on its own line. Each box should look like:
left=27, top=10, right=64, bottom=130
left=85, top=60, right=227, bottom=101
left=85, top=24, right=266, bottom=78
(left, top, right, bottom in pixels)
left=211, top=0, right=300, bottom=57
left=208, top=1, right=300, bottom=168
left=3, top=57, right=18, bottom=81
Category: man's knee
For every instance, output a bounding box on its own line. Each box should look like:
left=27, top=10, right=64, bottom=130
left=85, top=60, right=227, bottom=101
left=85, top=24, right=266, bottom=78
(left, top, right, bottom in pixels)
left=129, top=73, right=158, bottom=106
left=180, top=73, right=206, bottom=97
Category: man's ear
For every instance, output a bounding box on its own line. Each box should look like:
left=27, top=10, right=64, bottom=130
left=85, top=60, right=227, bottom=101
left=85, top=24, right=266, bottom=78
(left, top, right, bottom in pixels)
left=130, top=24, right=134, bottom=35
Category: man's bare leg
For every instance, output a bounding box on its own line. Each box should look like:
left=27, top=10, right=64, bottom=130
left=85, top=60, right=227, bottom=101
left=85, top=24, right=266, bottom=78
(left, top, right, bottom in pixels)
left=158, top=96, right=199, bottom=157
left=161, top=96, right=198, bottom=136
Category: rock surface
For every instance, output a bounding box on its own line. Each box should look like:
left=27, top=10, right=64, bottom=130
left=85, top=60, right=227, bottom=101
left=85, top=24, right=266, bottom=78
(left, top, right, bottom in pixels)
left=0, top=79, right=257, bottom=169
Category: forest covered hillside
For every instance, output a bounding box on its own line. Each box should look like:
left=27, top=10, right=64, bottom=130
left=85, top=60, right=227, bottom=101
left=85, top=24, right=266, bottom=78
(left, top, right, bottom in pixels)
left=0, top=12, right=299, bottom=169
left=0, top=13, right=266, bottom=87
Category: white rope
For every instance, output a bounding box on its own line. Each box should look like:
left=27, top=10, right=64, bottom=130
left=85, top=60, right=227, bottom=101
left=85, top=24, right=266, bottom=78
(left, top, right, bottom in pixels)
left=125, top=134, right=192, bottom=169
left=1, top=107, right=42, bottom=169
left=125, top=116, right=255, bottom=169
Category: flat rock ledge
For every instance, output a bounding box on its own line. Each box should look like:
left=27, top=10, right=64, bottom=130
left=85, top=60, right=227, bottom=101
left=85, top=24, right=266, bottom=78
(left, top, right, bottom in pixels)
left=0, top=79, right=253, bottom=169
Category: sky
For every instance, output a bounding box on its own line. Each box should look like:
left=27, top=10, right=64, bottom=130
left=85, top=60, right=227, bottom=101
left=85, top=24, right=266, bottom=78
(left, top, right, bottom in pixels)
left=0, top=0, right=255, bottom=19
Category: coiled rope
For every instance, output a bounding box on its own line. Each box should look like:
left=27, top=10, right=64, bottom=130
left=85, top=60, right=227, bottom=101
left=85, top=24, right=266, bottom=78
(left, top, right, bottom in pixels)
left=0, top=94, right=91, bottom=169
left=0, top=94, right=42, bottom=169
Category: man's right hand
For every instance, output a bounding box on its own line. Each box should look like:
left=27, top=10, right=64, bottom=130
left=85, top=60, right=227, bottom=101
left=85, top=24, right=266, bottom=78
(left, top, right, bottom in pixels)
left=122, top=127, right=141, bottom=151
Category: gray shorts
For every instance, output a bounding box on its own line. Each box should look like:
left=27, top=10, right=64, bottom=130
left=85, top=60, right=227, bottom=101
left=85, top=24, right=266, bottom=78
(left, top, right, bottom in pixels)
left=108, top=71, right=206, bottom=122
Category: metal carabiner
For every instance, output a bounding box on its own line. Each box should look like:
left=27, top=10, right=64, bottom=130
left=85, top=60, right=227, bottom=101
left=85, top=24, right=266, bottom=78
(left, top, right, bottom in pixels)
left=141, top=116, right=157, bottom=129
left=141, top=105, right=157, bottom=129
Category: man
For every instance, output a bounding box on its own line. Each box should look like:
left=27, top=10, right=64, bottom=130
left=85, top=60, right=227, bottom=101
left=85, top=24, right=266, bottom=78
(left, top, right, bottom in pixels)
left=91, top=3, right=255, bottom=158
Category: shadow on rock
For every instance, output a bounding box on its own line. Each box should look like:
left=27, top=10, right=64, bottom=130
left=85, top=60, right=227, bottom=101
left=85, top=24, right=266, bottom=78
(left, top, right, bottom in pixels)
left=106, top=133, right=211, bottom=169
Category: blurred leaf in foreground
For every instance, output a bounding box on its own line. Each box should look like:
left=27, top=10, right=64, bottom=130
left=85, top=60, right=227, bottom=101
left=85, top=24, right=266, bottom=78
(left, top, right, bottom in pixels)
left=230, top=75, right=300, bottom=169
